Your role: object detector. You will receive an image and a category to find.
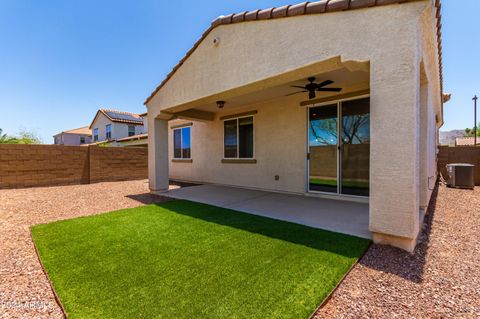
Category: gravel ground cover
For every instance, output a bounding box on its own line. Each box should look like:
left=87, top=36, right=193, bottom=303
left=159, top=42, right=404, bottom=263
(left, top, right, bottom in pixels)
left=0, top=180, right=171, bottom=319
left=315, top=185, right=480, bottom=318
left=1, top=181, right=478, bottom=318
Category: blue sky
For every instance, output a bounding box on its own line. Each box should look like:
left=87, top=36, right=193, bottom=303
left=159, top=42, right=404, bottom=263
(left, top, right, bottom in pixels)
left=0, top=0, right=477, bottom=143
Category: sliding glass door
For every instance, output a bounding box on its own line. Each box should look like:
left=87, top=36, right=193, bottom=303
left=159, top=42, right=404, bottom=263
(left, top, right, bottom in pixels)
left=308, top=97, right=370, bottom=197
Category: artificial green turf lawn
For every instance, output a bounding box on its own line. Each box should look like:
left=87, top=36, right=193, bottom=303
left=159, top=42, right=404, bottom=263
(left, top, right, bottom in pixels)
left=31, top=200, right=370, bottom=319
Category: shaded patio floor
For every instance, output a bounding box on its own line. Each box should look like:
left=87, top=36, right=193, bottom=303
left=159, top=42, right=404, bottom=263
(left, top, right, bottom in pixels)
left=163, top=184, right=370, bottom=239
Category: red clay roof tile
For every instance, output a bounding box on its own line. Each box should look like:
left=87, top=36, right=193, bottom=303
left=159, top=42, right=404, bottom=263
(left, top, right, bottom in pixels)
left=305, top=1, right=328, bottom=14
left=326, top=0, right=350, bottom=11
left=287, top=2, right=308, bottom=16
left=272, top=5, right=291, bottom=18
left=257, top=8, right=274, bottom=19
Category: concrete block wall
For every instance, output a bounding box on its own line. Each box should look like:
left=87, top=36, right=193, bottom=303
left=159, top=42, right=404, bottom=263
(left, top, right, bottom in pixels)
left=89, top=146, right=148, bottom=183
left=0, top=144, right=147, bottom=189
left=438, top=146, right=480, bottom=185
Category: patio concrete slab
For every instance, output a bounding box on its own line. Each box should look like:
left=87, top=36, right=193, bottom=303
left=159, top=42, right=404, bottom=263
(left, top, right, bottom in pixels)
left=164, top=184, right=370, bottom=239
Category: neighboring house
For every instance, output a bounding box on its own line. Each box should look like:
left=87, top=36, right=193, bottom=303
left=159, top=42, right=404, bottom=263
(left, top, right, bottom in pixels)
left=145, top=0, right=446, bottom=251
left=89, top=109, right=145, bottom=144
left=455, top=137, right=480, bottom=146
left=114, top=113, right=149, bottom=147
left=53, top=126, right=91, bottom=146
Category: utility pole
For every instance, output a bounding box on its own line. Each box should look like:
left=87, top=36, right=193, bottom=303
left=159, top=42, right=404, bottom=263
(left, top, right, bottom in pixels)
left=474, top=95, right=478, bottom=146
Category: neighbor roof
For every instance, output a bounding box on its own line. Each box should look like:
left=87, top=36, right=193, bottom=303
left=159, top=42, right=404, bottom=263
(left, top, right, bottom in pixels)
left=144, top=0, right=443, bottom=105
left=54, top=126, right=91, bottom=137
left=89, top=109, right=144, bottom=129
left=116, top=133, right=148, bottom=142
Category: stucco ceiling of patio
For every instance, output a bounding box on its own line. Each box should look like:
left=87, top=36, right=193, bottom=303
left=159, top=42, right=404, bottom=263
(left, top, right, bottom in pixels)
left=165, top=60, right=370, bottom=121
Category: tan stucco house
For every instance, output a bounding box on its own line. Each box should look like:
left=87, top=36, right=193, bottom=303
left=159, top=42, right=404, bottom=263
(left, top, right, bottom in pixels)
left=145, top=0, right=445, bottom=251
left=53, top=126, right=92, bottom=146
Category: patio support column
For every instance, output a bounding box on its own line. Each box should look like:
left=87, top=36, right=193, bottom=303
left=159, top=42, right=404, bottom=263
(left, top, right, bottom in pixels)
left=369, top=52, right=421, bottom=252
left=148, top=116, right=169, bottom=193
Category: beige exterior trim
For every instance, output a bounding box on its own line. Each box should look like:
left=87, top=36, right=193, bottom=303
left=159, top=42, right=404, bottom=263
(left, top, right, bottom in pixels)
left=175, top=109, right=215, bottom=122
left=170, top=122, right=193, bottom=130
left=219, top=110, right=258, bottom=121
left=172, top=158, right=193, bottom=163
left=300, top=89, right=370, bottom=106
left=221, top=159, right=257, bottom=164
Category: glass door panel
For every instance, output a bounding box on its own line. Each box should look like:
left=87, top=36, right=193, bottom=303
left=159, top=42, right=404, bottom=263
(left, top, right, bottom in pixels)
left=341, top=98, right=370, bottom=196
left=309, top=104, right=338, bottom=193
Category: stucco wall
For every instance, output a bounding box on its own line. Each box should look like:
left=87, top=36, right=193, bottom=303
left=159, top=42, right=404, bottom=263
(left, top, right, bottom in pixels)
left=54, top=133, right=91, bottom=146
left=147, top=2, right=432, bottom=113
left=168, top=99, right=307, bottom=193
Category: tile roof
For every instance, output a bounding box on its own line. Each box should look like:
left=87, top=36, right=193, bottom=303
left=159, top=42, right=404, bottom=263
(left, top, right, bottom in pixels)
left=144, top=0, right=443, bottom=105
left=89, top=109, right=145, bottom=129
left=100, top=109, right=144, bottom=124
left=455, top=137, right=480, bottom=146
left=116, top=133, right=148, bottom=142
left=54, top=126, right=91, bottom=137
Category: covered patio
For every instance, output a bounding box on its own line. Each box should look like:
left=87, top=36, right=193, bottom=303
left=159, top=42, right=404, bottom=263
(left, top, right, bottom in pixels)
left=164, top=184, right=370, bottom=239
left=145, top=0, right=443, bottom=251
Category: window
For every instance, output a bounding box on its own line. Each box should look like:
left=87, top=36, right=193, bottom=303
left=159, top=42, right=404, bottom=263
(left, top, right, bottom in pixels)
left=173, top=126, right=191, bottom=159
left=93, top=128, right=98, bottom=142
left=80, top=136, right=86, bottom=144
left=106, top=124, right=112, bottom=140
left=128, top=125, right=135, bottom=137
left=224, top=116, right=254, bottom=158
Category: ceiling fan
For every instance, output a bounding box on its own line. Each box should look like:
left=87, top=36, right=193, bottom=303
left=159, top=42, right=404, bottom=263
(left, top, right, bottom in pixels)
left=286, top=77, right=342, bottom=100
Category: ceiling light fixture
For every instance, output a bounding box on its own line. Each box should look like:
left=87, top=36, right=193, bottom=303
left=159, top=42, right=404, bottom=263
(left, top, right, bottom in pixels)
left=216, top=101, right=225, bottom=109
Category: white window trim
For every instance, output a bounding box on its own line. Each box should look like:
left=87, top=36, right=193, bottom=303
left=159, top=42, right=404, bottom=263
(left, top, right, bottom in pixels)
left=173, top=126, right=192, bottom=159
left=222, top=115, right=255, bottom=160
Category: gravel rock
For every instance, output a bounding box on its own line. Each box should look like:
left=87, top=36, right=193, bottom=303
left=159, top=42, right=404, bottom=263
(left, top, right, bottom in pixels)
left=0, top=180, right=171, bottom=318
left=315, top=185, right=480, bottom=318
left=1, top=181, right=478, bottom=318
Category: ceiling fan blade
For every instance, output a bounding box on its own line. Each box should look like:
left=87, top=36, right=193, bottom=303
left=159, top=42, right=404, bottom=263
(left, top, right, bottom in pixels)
left=316, top=80, right=334, bottom=88
left=290, top=85, right=307, bottom=89
left=285, top=91, right=307, bottom=96
left=317, top=87, right=342, bottom=92
left=309, top=91, right=316, bottom=99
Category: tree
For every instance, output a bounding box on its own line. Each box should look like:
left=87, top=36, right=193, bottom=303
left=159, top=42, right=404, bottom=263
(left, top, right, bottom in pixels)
left=0, top=128, right=17, bottom=144
left=0, top=128, right=42, bottom=144
left=310, top=114, right=370, bottom=145
left=15, top=130, right=42, bottom=144
left=464, top=124, right=480, bottom=137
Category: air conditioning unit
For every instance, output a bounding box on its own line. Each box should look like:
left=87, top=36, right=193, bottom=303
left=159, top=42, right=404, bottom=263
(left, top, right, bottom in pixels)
left=446, top=163, right=475, bottom=189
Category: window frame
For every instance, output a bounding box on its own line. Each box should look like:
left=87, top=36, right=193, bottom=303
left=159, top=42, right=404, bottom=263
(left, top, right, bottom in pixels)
left=173, top=126, right=191, bottom=160
left=93, top=128, right=99, bottom=142
left=128, top=125, right=135, bottom=137
left=105, top=124, right=112, bottom=140
left=222, top=115, right=255, bottom=160
left=80, top=136, right=86, bottom=144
